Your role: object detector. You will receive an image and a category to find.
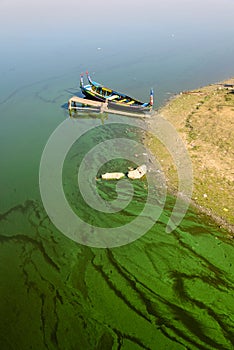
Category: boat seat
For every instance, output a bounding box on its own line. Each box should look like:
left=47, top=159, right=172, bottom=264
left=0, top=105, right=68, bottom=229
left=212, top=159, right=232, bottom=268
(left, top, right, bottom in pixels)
left=118, top=99, right=127, bottom=103
left=107, top=95, right=119, bottom=100
left=126, top=100, right=135, bottom=105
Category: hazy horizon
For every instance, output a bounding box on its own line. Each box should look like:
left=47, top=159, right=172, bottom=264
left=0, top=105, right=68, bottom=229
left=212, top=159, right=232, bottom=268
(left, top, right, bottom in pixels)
left=2, top=0, right=234, bottom=33
left=1, top=0, right=234, bottom=99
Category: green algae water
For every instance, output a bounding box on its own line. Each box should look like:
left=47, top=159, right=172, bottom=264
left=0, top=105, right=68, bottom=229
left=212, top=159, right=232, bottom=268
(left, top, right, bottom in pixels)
left=1, top=0, right=234, bottom=348
left=0, top=78, right=234, bottom=349
left=1, top=182, right=234, bottom=349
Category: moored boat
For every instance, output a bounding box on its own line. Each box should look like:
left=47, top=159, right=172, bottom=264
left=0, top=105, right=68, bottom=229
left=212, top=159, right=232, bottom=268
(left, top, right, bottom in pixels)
left=80, top=72, right=154, bottom=113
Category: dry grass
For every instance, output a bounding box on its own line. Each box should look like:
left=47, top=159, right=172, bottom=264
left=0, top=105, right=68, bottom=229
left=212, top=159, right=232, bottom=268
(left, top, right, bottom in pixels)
left=147, top=78, right=234, bottom=231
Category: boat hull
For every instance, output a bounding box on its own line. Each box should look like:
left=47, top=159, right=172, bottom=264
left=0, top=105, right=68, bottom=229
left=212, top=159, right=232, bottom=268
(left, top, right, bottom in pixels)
left=81, top=88, right=152, bottom=113
left=107, top=100, right=152, bottom=114
left=80, top=73, right=153, bottom=112
left=81, top=88, right=106, bottom=102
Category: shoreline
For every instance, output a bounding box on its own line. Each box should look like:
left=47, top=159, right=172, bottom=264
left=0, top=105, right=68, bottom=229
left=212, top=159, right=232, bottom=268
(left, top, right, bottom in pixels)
left=166, top=184, right=234, bottom=236
left=146, top=78, right=234, bottom=235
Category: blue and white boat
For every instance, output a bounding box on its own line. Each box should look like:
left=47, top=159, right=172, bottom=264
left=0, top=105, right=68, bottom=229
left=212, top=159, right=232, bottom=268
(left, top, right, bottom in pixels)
left=80, top=72, right=154, bottom=113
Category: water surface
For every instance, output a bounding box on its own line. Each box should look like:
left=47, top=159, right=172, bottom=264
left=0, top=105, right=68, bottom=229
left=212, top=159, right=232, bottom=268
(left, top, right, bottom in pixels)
left=0, top=0, right=234, bottom=349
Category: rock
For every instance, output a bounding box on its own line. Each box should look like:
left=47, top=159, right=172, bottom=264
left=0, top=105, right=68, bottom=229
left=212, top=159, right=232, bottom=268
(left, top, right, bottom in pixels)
left=101, top=165, right=147, bottom=180
left=101, top=172, right=125, bottom=180
left=127, top=165, right=147, bottom=180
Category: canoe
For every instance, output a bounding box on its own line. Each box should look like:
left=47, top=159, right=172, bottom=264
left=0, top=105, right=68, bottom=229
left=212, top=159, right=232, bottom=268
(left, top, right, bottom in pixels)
left=80, top=72, right=154, bottom=113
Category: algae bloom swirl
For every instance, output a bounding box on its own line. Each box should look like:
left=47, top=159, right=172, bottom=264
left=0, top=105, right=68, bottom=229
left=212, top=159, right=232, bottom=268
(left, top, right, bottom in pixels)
left=39, top=114, right=193, bottom=248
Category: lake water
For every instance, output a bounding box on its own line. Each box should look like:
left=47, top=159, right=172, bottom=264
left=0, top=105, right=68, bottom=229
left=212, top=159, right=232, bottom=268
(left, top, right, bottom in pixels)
left=1, top=0, right=234, bottom=349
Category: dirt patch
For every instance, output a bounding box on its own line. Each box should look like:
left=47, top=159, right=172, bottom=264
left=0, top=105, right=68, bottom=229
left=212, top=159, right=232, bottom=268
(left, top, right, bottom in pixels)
left=146, top=78, right=234, bottom=233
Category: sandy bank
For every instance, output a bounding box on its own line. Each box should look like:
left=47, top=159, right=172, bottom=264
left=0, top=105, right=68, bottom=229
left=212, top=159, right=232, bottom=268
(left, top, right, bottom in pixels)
left=146, top=78, right=234, bottom=234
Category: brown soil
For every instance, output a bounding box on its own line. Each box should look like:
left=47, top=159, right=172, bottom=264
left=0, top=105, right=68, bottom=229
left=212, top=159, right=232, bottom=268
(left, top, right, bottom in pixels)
left=147, top=78, right=234, bottom=234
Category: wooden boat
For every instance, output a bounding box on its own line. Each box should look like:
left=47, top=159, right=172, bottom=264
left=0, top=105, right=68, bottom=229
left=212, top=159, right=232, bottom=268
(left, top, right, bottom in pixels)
left=80, top=72, right=154, bottom=113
